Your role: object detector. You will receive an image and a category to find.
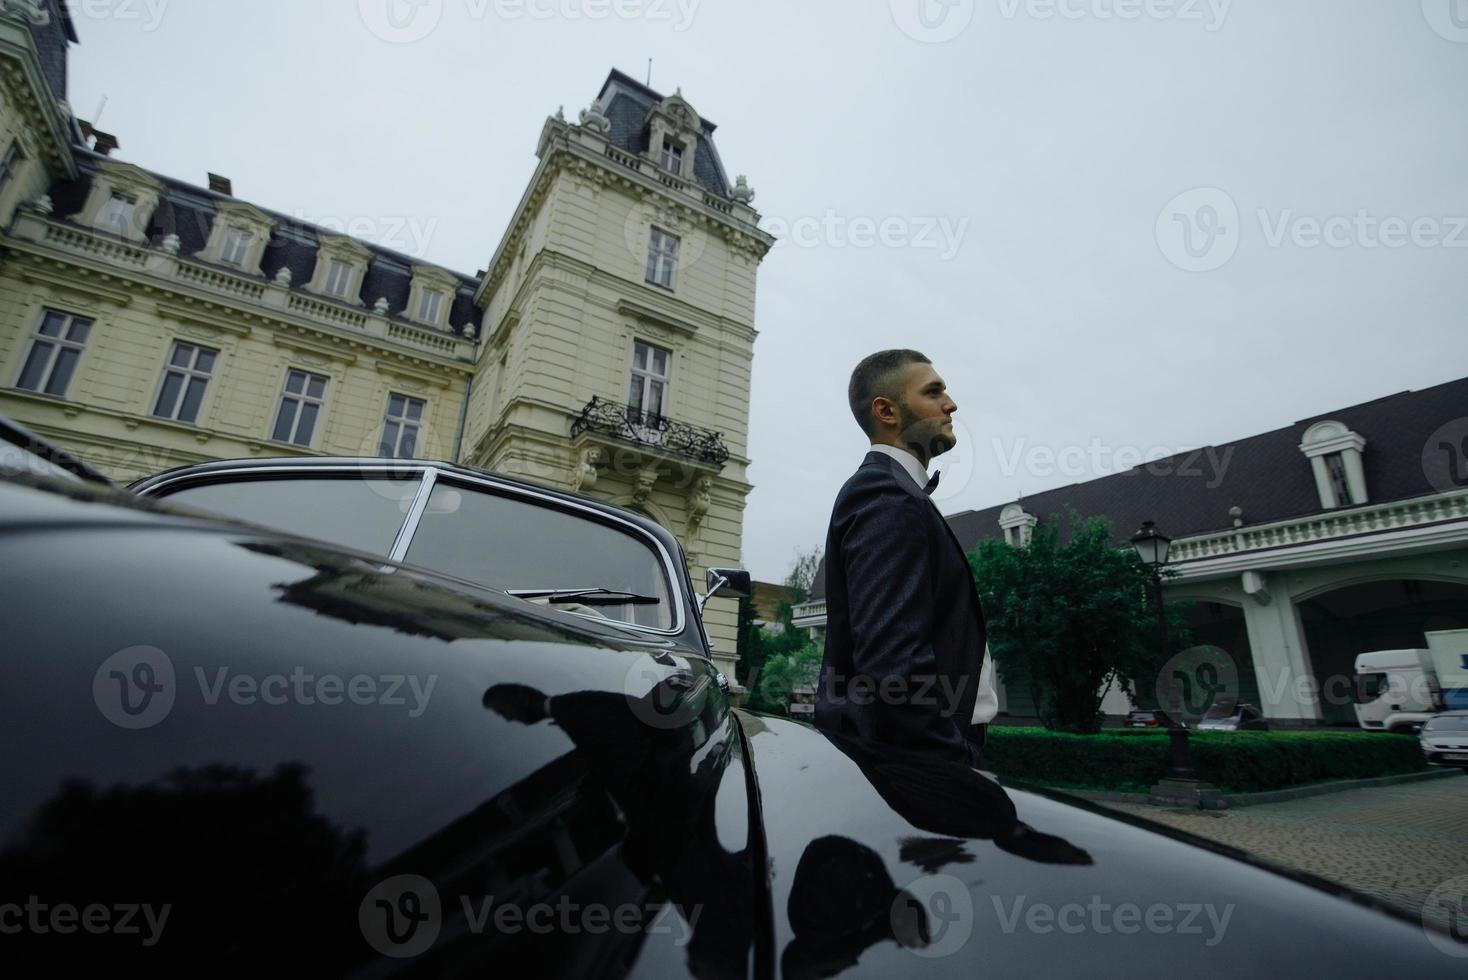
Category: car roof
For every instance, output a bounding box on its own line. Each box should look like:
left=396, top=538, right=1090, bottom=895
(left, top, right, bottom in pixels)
left=131, top=455, right=683, bottom=552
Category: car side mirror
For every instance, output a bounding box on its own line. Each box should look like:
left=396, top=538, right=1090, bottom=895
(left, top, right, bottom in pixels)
left=699, top=567, right=751, bottom=612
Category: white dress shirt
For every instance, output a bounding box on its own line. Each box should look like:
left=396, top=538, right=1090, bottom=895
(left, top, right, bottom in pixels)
left=867, top=445, right=998, bottom=725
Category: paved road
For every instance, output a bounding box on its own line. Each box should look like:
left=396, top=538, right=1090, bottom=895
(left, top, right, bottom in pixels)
left=1102, top=772, right=1468, bottom=936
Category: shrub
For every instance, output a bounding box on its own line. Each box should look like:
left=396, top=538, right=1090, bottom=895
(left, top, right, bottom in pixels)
left=986, top=727, right=1428, bottom=793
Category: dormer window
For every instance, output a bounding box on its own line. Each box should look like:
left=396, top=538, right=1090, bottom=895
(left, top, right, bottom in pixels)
left=98, top=192, right=137, bottom=236
left=999, top=503, right=1038, bottom=547
left=306, top=233, right=371, bottom=305
left=406, top=263, right=460, bottom=328
left=70, top=160, right=165, bottom=244
left=198, top=200, right=275, bottom=275
left=324, top=259, right=352, bottom=297
left=220, top=227, right=252, bottom=266
left=659, top=138, right=684, bottom=176
left=1299, top=420, right=1368, bottom=509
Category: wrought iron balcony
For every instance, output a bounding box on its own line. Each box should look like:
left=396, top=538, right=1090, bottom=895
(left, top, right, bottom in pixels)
left=571, top=396, right=730, bottom=468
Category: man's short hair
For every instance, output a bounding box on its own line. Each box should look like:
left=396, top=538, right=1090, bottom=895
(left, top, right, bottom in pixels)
left=847, top=349, right=930, bottom=438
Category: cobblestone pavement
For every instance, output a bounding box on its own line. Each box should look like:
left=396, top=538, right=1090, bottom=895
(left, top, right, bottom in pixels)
left=1101, top=772, right=1468, bottom=936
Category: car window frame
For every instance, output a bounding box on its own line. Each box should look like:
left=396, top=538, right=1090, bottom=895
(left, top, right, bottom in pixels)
left=136, top=462, right=688, bottom=639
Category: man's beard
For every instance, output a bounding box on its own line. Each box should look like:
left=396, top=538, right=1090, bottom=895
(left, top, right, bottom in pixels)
left=897, top=404, right=956, bottom=461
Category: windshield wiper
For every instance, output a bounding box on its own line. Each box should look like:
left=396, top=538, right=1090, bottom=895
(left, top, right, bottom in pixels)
left=507, top=587, right=661, bottom=606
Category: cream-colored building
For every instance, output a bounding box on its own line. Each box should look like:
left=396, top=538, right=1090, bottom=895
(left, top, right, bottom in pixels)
left=0, top=4, right=774, bottom=673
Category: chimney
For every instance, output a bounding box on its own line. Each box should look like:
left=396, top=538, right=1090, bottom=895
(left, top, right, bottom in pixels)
left=208, top=173, right=233, bottom=196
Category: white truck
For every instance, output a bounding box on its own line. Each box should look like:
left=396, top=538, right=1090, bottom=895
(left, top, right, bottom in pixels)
left=1353, top=629, right=1468, bottom=733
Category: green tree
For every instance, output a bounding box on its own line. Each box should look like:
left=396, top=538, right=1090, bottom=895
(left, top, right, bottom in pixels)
left=745, top=641, right=822, bottom=717
left=968, top=511, right=1191, bottom=733
left=737, top=546, right=823, bottom=707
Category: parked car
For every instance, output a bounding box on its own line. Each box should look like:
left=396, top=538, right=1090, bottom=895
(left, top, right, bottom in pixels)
left=129, top=455, right=747, bottom=670
left=1419, top=710, right=1468, bottom=769
left=1, top=454, right=1460, bottom=970
left=1121, top=708, right=1179, bottom=729
left=1195, top=702, right=1270, bottom=732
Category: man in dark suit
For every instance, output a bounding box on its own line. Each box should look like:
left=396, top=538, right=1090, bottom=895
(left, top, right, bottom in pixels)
left=813, top=349, right=996, bottom=768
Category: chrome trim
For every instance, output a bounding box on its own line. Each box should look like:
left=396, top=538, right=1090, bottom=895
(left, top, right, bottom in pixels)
left=136, top=460, right=688, bottom=637
left=388, top=467, right=438, bottom=562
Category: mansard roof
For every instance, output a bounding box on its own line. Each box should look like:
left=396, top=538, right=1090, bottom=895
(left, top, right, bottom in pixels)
left=49, top=152, right=481, bottom=336
left=595, top=68, right=732, bottom=199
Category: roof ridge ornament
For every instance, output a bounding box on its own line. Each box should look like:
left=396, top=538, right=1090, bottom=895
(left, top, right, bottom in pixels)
left=731, top=175, right=755, bottom=204
left=579, top=100, right=610, bottom=135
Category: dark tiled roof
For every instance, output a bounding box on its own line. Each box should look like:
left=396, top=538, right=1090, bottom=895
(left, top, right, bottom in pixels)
left=808, top=376, right=1468, bottom=600
left=52, top=155, right=480, bottom=336
left=30, top=0, right=75, bottom=101
left=597, top=69, right=730, bottom=199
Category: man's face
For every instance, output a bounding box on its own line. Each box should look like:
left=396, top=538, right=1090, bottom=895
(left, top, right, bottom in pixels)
left=893, top=363, right=958, bottom=460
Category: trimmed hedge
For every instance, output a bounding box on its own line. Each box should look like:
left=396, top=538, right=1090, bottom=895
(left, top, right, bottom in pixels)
left=986, top=727, right=1428, bottom=794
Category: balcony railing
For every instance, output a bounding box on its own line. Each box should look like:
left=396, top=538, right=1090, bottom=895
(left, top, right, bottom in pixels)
left=570, top=396, right=730, bottom=468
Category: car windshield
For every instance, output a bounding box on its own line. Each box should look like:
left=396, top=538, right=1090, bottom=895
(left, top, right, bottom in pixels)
left=154, top=475, right=421, bottom=556
left=1201, top=702, right=1239, bottom=720
left=1424, top=716, right=1468, bottom=732
left=401, top=479, right=674, bottom=630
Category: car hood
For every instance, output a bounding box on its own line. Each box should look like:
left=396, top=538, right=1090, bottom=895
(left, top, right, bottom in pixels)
left=736, top=713, right=1450, bottom=975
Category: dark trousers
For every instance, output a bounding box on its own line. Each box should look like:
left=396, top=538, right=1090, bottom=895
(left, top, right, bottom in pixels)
left=965, top=723, right=987, bottom=769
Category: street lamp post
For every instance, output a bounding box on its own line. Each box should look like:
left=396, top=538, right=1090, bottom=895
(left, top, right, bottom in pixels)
left=1130, top=520, right=1200, bottom=784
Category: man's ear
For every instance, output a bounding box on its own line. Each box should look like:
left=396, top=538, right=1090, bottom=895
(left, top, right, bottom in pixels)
left=871, top=395, right=898, bottom=429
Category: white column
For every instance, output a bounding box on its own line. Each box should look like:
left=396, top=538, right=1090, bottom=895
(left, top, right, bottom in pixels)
left=1240, top=574, right=1322, bottom=722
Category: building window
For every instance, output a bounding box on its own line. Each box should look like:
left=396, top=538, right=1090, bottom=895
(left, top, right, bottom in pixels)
left=15, top=310, right=91, bottom=398
left=323, top=259, right=353, bottom=298
left=645, top=228, right=679, bottom=289
left=659, top=138, right=684, bottom=175
left=0, top=141, right=23, bottom=200
left=417, top=288, right=443, bottom=325
left=153, top=341, right=216, bottom=424
left=271, top=369, right=328, bottom=446
left=97, top=192, right=138, bottom=236
left=220, top=227, right=252, bottom=267
left=628, top=340, right=670, bottom=419
left=379, top=393, right=425, bottom=458
left=1325, top=452, right=1353, bottom=507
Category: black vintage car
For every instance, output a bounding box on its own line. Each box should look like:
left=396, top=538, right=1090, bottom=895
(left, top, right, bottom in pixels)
left=0, top=442, right=1461, bottom=973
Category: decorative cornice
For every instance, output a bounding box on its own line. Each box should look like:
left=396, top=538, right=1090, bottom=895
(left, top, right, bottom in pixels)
left=374, top=358, right=452, bottom=388
left=616, top=298, right=697, bottom=337
left=19, top=262, right=134, bottom=305
left=156, top=298, right=254, bottom=337
left=272, top=332, right=358, bottom=365
left=0, top=23, right=77, bottom=179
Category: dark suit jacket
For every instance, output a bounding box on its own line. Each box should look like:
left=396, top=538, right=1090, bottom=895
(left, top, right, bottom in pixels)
left=813, top=450, right=989, bottom=767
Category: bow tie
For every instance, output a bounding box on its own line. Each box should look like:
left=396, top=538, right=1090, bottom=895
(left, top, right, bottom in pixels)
left=923, top=471, right=940, bottom=496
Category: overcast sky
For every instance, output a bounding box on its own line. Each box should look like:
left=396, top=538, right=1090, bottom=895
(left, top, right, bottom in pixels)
left=67, top=0, right=1468, bottom=582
